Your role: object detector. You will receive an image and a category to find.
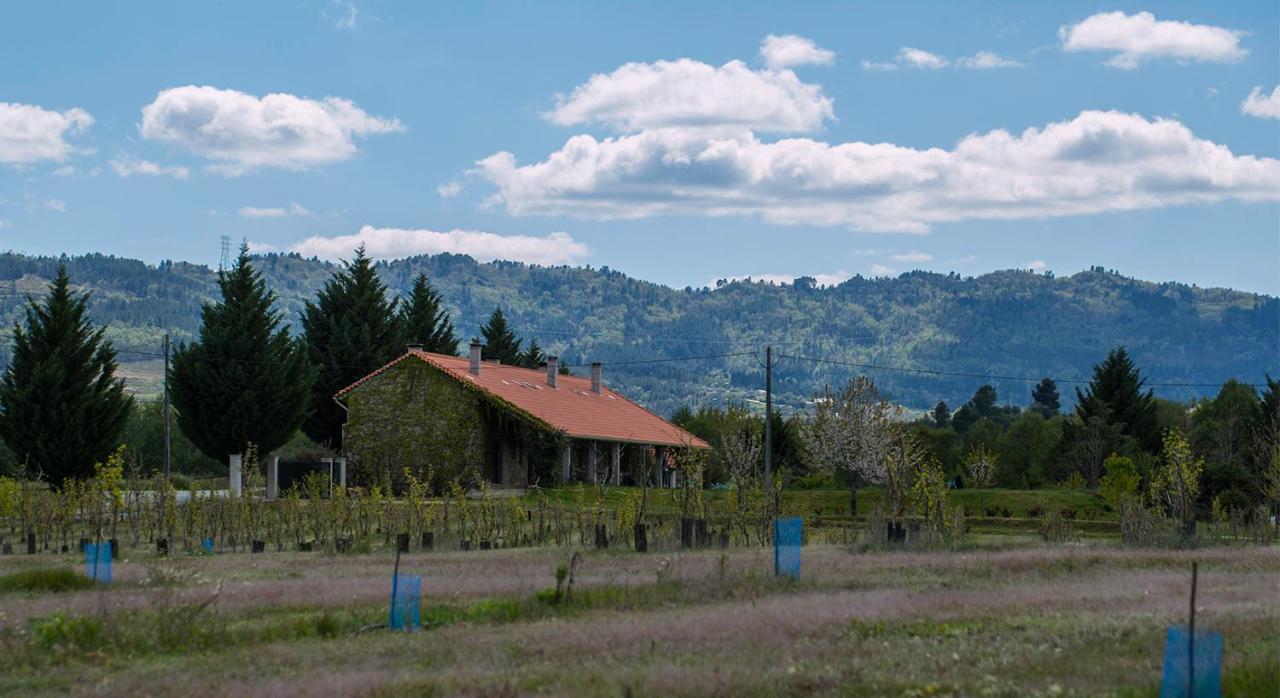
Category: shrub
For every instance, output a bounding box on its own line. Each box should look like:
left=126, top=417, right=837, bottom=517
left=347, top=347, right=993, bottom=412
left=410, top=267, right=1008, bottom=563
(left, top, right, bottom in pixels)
left=32, top=612, right=105, bottom=652
left=1060, top=508, right=1077, bottom=520
left=0, top=568, right=95, bottom=593
left=1000, top=508, right=1012, bottom=518
left=1027, top=504, right=1045, bottom=518
left=1039, top=510, right=1075, bottom=544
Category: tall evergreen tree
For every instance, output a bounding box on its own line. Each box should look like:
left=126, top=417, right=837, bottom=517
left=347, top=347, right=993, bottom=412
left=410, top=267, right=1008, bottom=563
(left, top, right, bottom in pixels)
left=301, top=246, right=402, bottom=449
left=170, top=246, right=312, bottom=461
left=519, top=337, right=546, bottom=369
left=0, top=266, right=133, bottom=484
left=1030, top=378, right=1060, bottom=416
left=931, top=401, right=951, bottom=428
left=1074, top=346, right=1160, bottom=453
left=400, top=273, right=459, bottom=355
left=971, top=384, right=999, bottom=417
left=478, top=307, right=522, bottom=365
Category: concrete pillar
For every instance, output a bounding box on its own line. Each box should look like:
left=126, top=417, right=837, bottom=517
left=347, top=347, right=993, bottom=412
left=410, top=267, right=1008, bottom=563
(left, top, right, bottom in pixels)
left=559, top=443, right=571, bottom=483
left=611, top=443, right=622, bottom=484
left=266, top=456, right=279, bottom=500
left=337, top=458, right=347, bottom=488
left=229, top=454, right=242, bottom=496
left=587, top=442, right=598, bottom=484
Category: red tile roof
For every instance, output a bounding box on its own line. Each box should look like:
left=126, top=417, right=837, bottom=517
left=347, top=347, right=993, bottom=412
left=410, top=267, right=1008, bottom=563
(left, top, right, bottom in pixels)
left=336, top=350, right=710, bottom=449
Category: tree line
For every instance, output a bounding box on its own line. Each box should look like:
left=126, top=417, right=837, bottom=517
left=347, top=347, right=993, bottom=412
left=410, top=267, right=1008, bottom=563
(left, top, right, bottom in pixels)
left=0, top=245, right=554, bottom=483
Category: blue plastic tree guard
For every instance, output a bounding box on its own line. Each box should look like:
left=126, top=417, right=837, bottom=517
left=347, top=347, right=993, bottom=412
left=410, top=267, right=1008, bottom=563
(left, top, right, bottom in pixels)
left=389, top=575, right=421, bottom=631
left=84, top=543, right=111, bottom=584
left=1160, top=626, right=1223, bottom=698
left=201, top=537, right=214, bottom=554
left=774, top=517, right=802, bottom=580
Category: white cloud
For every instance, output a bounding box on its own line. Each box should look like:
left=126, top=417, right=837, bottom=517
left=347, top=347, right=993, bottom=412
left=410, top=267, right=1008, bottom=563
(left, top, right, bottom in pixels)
left=109, top=155, right=190, bottom=179
left=326, top=0, right=359, bottom=30
left=246, top=241, right=279, bottom=253
left=1027, top=260, right=1048, bottom=271
left=1059, top=11, right=1245, bottom=69
left=477, top=110, right=1280, bottom=233
left=957, top=51, right=1024, bottom=69
left=0, top=219, right=10, bottom=228
left=860, top=60, right=899, bottom=72
left=52, top=165, right=77, bottom=177
left=290, top=225, right=589, bottom=265
left=759, top=34, right=835, bottom=69
left=869, top=264, right=898, bottom=277
left=1241, top=86, right=1280, bottom=120
left=139, top=85, right=403, bottom=175
left=437, top=180, right=464, bottom=198
left=712, top=269, right=849, bottom=288
left=946, top=254, right=976, bottom=264
left=889, top=250, right=933, bottom=263
left=239, top=202, right=314, bottom=218
left=0, top=102, right=93, bottom=165
left=897, top=47, right=949, bottom=69
left=43, top=198, right=67, bottom=213
left=544, top=58, right=833, bottom=133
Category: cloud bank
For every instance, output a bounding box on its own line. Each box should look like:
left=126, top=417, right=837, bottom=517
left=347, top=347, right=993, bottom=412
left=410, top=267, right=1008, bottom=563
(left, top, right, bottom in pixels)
left=289, top=225, right=589, bottom=265
left=139, top=86, right=403, bottom=175
left=1241, top=86, right=1280, bottom=120
left=0, top=102, right=93, bottom=164
left=1060, top=11, right=1245, bottom=69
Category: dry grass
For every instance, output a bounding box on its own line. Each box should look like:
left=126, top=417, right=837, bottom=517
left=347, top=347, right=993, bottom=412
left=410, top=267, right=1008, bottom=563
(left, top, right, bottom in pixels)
left=0, top=543, right=1276, bottom=696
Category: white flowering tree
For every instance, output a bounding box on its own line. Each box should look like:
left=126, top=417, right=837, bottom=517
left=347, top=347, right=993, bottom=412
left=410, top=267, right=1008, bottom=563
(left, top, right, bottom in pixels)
left=804, top=377, right=898, bottom=516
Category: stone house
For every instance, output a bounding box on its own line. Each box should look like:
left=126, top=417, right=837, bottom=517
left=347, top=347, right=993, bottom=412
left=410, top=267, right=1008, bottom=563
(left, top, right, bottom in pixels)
left=336, top=343, right=709, bottom=489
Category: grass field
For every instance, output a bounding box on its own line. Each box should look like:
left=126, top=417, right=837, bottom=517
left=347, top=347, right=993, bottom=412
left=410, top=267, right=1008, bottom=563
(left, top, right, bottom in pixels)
left=0, top=540, right=1275, bottom=696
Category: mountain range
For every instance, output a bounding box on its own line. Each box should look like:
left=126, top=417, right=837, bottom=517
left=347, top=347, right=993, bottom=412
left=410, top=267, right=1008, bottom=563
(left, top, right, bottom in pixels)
left=0, top=251, right=1274, bottom=418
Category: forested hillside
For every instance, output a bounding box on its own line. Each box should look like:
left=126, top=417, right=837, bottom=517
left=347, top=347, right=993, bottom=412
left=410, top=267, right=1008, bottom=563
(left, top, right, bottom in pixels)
left=0, top=251, right=1273, bottom=417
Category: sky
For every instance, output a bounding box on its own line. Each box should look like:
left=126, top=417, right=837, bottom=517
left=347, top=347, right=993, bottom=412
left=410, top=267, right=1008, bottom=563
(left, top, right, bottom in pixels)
left=1, top=1, right=1278, bottom=294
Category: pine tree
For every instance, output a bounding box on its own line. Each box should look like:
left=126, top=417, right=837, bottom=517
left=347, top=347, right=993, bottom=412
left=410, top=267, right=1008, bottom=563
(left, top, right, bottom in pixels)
left=301, top=246, right=402, bottom=449
left=1075, top=346, right=1160, bottom=453
left=0, top=266, right=133, bottom=484
left=931, top=401, right=951, bottom=428
left=400, top=273, right=459, bottom=355
left=479, top=307, right=522, bottom=365
left=970, top=384, right=999, bottom=417
left=519, top=337, right=546, bottom=369
left=170, top=246, right=312, bottom=462
left=1031, top=378, right=1060, bottom=416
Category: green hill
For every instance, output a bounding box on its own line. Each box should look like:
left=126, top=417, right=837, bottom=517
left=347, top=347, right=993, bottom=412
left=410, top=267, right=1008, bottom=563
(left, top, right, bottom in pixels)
left=0, top=251, right=1273, bottom=416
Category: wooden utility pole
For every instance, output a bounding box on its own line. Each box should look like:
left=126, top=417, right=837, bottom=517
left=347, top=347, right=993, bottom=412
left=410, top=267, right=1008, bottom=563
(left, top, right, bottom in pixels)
left=163, top=333, right=171, bottom=478
left=764, top=346, right=773, bottom=483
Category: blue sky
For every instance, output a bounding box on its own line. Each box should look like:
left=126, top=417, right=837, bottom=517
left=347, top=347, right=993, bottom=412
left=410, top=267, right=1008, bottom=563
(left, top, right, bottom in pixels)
left=1, top=1, right=1277, bottom=293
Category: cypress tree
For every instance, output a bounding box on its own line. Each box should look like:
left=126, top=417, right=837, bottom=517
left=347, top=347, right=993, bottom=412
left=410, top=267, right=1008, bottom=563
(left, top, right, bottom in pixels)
left=478, top=307, right=522, bottom=365
left=301, top=246, right=402, bottom=449
left=0, top=265, right=133, bottom=484
left=1074, top=346, right=1160, bottom=453
left=170, top=246, right=312, bottom=461
left=400, top=273, right=459, bottom=355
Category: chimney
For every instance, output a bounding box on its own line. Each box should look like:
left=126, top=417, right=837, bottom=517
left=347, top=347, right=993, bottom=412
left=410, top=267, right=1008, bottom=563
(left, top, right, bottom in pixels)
left=407, top=344, right=423, bottom=352
left=469, top=342, right=482, bottom=376
left=591, top=362, right=602, bottom=394
left=546, top=356, right=558, bottom=388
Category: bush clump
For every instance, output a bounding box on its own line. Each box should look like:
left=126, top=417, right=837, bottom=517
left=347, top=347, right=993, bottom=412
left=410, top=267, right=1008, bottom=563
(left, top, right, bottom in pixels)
left=0, top=568, right=95, bottom=593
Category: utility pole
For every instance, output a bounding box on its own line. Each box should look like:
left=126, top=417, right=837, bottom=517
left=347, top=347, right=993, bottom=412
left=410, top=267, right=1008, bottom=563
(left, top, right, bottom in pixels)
left=764, top=346, right=773, bottom=484
left=163, top=333, right=171, bottom=478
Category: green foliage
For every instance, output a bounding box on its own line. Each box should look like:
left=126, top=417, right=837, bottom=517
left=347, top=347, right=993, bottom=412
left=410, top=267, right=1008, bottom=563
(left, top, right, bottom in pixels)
left=0, top=266, right=133, bottom=484
left=171, top=245, right=313, bottom=460
left=302, top=246, right=403, bottom=449
left=1075, top=346, right=1161, bottom=453
left=1030, top=378, right=1060, bottom=416
left=400, top=273, right=459, bottom=356
left=1153, top=428, right=1203, bottom=537
left=0, top=568, right=95, bottom=593
left=120, top=401, right=224, bottom=476
left=478, top=307, right=522, bottom=365
left=1098, top=454, right=1140, bottom=510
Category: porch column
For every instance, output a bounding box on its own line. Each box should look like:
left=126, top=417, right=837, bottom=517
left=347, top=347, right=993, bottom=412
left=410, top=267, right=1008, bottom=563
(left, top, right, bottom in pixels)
left=228, top=453, right=242, bottom=496
left=519, top=446, right=529, bottom=487
left=266, top=456, right=279, bottom=500
left=337, top=458, right=347, bottom=488
left=588, top=442, right=598, bottom=484
left=611, top=443, right=622, bottom=484
left=559, top=444, right=571, bottom=484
